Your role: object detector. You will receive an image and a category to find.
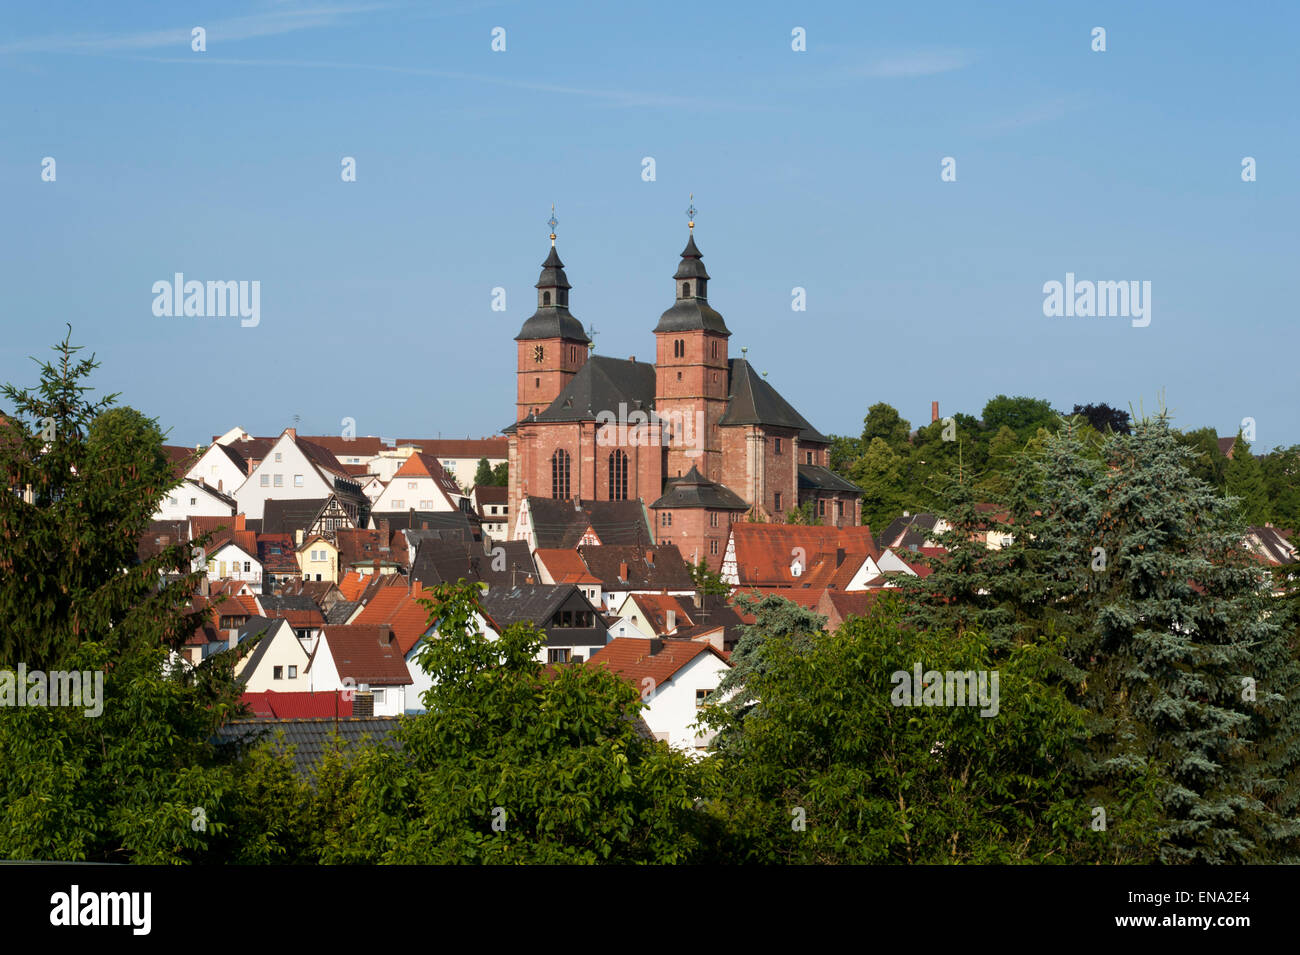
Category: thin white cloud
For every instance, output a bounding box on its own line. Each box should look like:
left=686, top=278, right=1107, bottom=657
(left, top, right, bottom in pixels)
left=978, top=97, right=1070, bottom=133
left=860, top=50, right=973, bottom=78
left=0, top=3, right=390, bottom=55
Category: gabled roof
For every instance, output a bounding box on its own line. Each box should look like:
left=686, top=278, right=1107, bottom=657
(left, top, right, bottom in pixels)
left=586, top=637, right=727, bottom=688
left=299, top=436, right=386, bottom=457
left=176, top=477, right=238, bottom=509
left=370, top=510, right=476, bottom=540
left=262, top=498, right=331, bottom=537
left=480, top=583, right=602, bottom=632
left=578, top=544, right=694, bottom=591
left=257, top=594, right=326, bottom=629
left=623, top=592, right=695, bottom=634
left=876, top=513, right=941, bottom=551
left=1245, top=525, right=1297, bottom=565
left=525, top=356, right=657, bottom=425
left=526, top=497, right=654, bottom=549
left=797, top=465, right=861, bottom=495
left=409, top=539, right=538, bottom=591
left=534, top=548, right=602, bottom=586
left=139, top=520, right=189, bottom=563
left=319, top=625, right=413, bottom=685
left=719, top=359, right=829, bottom=443
left=162, top=445, right=202, bottom=480
left=391, top=452, right=463, bottom=502
left=1217, top=435, right=1237, bottom=457
left=216, top=717, right=400, bottom=775
left=350, top=588, right=435, bottom=655
left=256, top=533, right=300, bottom=573
left=725, top=524, right=879, bottom=589
left=650, top=466, right=749, bottom=511
left=336, top=527, right=406, bottom=572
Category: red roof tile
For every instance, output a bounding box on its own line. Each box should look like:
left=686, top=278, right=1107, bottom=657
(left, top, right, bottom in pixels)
left=241, top=690, right=353, bottom=719
left=319, top=625, right=412, bottom=685
left=351, top=587, right=434, bottom=655
left=586, top=637, right=726, bottom=688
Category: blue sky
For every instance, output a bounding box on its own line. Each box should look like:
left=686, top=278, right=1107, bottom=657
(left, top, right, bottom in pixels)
left=2, top=1, right=1296, bottom=450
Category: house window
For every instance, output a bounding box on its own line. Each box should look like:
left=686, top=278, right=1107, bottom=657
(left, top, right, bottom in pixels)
left=419, top=499, right=433, bottom=509
left=710, top=539, right=719, bottom=555
left=275, top=452, right=282, bottom=462
left=274, top=474, right=283, bottom=487
left=393, top=499, right=405, bottom=509
left=551, top=449, right=571, bottom=499
left=836, top=501, right=844, bottom=519
left=818, top=499, right=826, bottom=517
left=806, top=451, right=814, bottom=465
left=695, top=689, right=710, bottom=708
left=709, top=512, right=718, bottom=527
left=243, top=562, right=251, bottom=573
left=190, top=497, right=197, bottom=505
left=260, top=474, right=269, bottom=487
left=407, top=481, right=417, bottom=490
left=774, top=437, right=783, bottom=455
left=372, top=688, right=385, bottom=704
left=273, top=666, right=283, bottom=680
left=288, top=665, right=297, bottom=679
left=661, top=512, right=672, bottom=527
left=294, top=474, right=304, bottom=487
left=608, top=450, right=628, bottom=501
left=548, top=648, right=571, bottom=663
left=682, top=282, right=690, bottom=298
left=774, top=492, right=782, bottom=512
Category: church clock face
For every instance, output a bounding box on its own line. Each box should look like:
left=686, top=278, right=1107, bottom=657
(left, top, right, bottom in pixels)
left=533, top=345, right=544, bottom=363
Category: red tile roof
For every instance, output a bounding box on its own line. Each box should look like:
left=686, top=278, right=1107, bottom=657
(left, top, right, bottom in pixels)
left=241, top=690, right=354, bottom=719
left=391, top=452, right=463, bottom=499
left=726, top=524, right=878, bottom=588
left=397, top=439, right=508, bottom=459
left=351, top=587, right=435, bottom=655
left=534, top=548, right=601, bottom=585
left=319, top=625, right=413, bottom=685
left=586, top=637, right=727, bottom=688
left=624, top=593, right=696, bottom=633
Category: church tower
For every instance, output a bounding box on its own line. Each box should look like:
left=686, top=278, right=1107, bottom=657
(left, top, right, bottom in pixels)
left=515, top=208, right=590, bottom=423
left=653, top=197, right=731, bottom=483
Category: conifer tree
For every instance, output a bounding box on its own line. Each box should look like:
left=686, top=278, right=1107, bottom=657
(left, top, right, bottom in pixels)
left=1224, top=432, right=1269, bottom=525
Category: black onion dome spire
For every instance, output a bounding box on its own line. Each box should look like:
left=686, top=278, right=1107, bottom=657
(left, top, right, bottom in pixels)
left=516, top=207, right=590, bottom=343
left=654, top=198, right=730, bottom=335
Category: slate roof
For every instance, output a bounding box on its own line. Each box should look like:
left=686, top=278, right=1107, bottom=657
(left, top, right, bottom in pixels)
left=876, top=513, right=941, bottom=552
left=326, top=600, right=361, bottom=625
left=262, top=498, right=331, bottom=538
left=578, top=544, right=694, bottom=591
left=719, top=359, right=829, bottom=443
left=1245, top=525, right=1297, bottom=565
left=650, top=466, right=750, bottom=510
left=515, top=245, right=590, bottom=343
left=215, top=717, right=401, bottom=776
left=527, top=356, right=657, bottom=425
left=797, top=464, right=861, bottom=495
left=369, top=510, right=476, bottom=540
left=527, top=497, right=654, bottom=549
left=409, top=539, right=538, bottom=591
left=480, top=583, right=608, bottom=647
left=653, top=235, right=731, bottom=335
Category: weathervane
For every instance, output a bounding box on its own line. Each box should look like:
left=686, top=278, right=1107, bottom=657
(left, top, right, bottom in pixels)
left=587, top=323, right=598, bottom=352
left=548, top=204, right=558, bottom=245
left=686, top=193, right=696, bottom=231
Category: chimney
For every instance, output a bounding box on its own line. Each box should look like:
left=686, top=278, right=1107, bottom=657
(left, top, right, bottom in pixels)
left=931, top=401, right=939, bottom=423
left=296, top=529, right=304, bottom=546
left=648, top=638, right=663, bottom=656
left=629, top=356, right=636, bottom=363
left=645, top=549, right=654, bottom=564
left=666, top=610, right=676, bottom=632
left=353, top=685, right=374, bottom=717
left=619, top=561, right=629, bottom=581
left=380, top=518, right=390, bottom=538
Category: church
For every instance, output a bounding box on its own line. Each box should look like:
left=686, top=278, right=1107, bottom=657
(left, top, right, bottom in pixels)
left=505, top=206, right=862, bottom=569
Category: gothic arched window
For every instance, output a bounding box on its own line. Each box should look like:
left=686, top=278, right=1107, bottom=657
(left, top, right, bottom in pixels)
left=543, top=291, right=551, bottom=306
left=608, top=450, right=628, bottom=501
left=682, top=282, right=691, bottom=298
left=551, top=449, right=571, bottom=499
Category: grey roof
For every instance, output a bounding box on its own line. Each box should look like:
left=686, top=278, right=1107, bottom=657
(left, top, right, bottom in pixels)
left=480, top=583, right=608, bottom=647
left=577, top=544, right=694, bottom=591
left=234, top=617, right=292, bottom=684
left=654, top=234, right=730, bottom=335
left=215, top=717, right=402, bottom=776
left=326, top=600, right=361, bottom=625
left=530, top=356, right=657, bottom=424
left=797, top=464, right=862, bottom=495
left=527, top=498, right=654, bottom=549
left=650, top=466, right=749, bottom=511
left=370, top=509, right=476, bottom=540
left=410, top=539, right=538, bottom=590
left=259, top=593, right=324, bottom=615
left=876, top=512, right=940, bottom=552
left=262, top=498, right=330, bottom=537
left=515, top=245, right=590, bottom=343
left=719, top=359, right=830, bottom=443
